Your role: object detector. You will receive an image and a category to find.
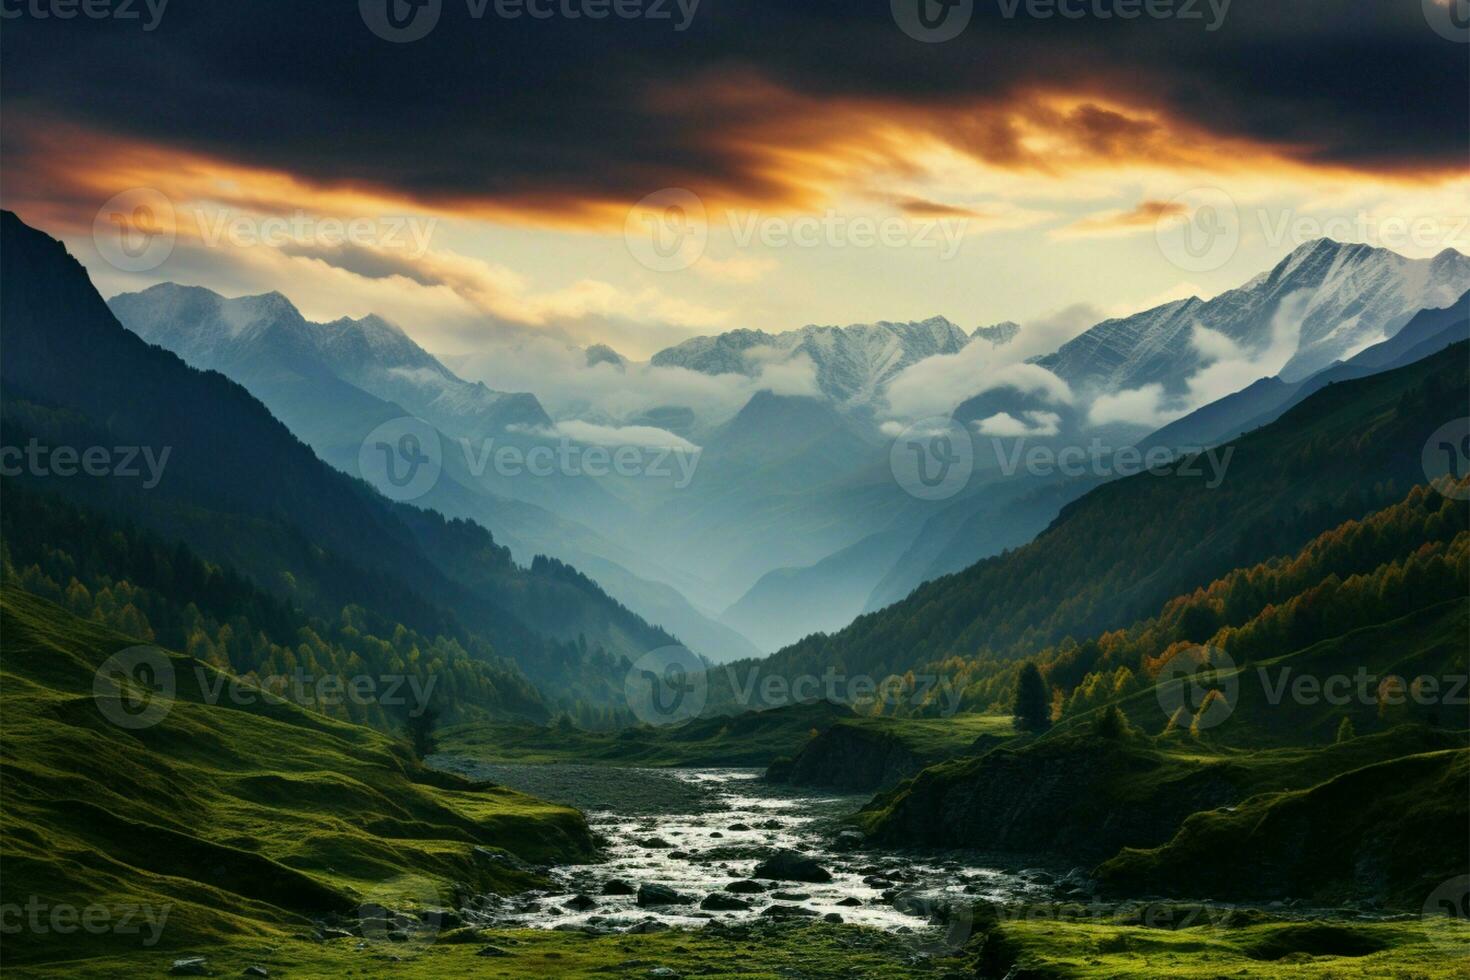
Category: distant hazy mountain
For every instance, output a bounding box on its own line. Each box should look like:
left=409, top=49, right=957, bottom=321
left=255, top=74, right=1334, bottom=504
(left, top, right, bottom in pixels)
left=107, top=282, right=761, bottom=664
left=632, top=391, right=892, bottom=610
left=110, top=284, right=550, bottom=442
left=650, top=317, right=972, bottom=408
left=1036, top=240, right=1470, bottom=394
left=720, top=527, right=915, bottom=652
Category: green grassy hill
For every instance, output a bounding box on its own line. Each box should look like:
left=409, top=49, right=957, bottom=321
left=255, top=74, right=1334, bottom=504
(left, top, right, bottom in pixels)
left=1096, top=748, right=1469, bottom=907
left=0, top=587, right=594, bottom=966
left=856, top=724, right=1465, bottom=868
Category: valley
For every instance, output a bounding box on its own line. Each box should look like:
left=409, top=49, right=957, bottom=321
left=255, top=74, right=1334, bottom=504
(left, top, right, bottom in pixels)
left=5, top=3, right=1470, bottom=976
left=2, top=210, right=1468, bottom=978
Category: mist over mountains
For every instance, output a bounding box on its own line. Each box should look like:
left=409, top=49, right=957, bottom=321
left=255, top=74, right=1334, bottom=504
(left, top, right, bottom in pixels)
left=105, top=237, right=1468, bottom=657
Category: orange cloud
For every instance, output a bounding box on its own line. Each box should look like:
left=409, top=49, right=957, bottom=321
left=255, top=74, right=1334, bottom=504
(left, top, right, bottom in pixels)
left=1058, top=199, right=1190, bottom=238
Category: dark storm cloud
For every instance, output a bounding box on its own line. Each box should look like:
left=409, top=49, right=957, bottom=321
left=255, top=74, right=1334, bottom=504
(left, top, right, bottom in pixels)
left=0, top=0, right=1461, bottom=215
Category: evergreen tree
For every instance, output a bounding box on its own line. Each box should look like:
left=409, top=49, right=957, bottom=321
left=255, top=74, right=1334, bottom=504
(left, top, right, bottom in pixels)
left=1012, top=663, right=1051, bottom=732
left=1094, top=704, right=1133, bottom=739
left=1336, top=715, right=1356, bottom=743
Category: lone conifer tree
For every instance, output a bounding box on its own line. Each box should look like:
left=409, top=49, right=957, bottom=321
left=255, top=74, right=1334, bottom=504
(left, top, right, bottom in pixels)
left=1013, top=663, right=1051, bottom=732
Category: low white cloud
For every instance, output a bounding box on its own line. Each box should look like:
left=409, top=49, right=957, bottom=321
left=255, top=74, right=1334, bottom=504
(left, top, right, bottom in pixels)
left=446, top=332, right=820, bottom=430
left=1087, top=383, right=1173, bottom=428
left=884, top=352, right=1074, bottom=422
left=511, top=420, right=700, bottom=452
left=742, top=349, right=821, bottom=397
left=877, top=301, right=1098, bottom=424
left=975, top=410, right=1062, bottom=437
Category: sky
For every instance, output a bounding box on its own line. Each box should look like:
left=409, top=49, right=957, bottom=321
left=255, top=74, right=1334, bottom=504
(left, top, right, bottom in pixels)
left=2, top=0, right=1466, bottom=362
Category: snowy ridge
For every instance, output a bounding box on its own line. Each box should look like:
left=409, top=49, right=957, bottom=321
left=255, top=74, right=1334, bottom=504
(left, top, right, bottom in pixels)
left=1037, top=240, right=1470, bottom=393
left=650, top=316, right=972, bottom=407
left=108, top=283, right=550, bottom=438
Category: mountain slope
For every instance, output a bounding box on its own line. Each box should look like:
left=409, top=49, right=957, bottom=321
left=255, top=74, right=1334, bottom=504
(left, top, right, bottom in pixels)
left=736, top=341, right=1469, bottom=688
left=0, top=210, right=675, bottom=704
left=720, top=527, right=915, bottom=652
left=107, top=283, right=757, bottom=663
left=1142, top=290, right=1470, bottom=452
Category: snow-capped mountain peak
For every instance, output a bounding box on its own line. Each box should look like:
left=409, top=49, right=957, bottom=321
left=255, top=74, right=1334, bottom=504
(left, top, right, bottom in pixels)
left=108, top=283, right=549, bottom=439
left=1036, top=239, right=1470, bottom=393
left=650, top=316, right=973, bottom=407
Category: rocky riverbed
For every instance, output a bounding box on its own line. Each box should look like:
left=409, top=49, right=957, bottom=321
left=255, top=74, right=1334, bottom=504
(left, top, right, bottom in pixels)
left=428, top=761, right=1063, bottom=945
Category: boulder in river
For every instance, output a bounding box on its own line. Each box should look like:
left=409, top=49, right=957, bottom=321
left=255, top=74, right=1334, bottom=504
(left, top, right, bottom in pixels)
left=637, top=884, right=694, bottom=907
left=564, top=894, right=597, bottom=912
left=753, top=849, right=833, bottom=883
left=700, top=893, right=751, bottom=911
left=836, top=897, right=862, bottom=907
left=602, top=879, right=637, bottom=896
left=724, top=880, right=768, bottom=894
left=627, top=918, right=672, bottom=933
left=639, top=837, right=674, bottom=849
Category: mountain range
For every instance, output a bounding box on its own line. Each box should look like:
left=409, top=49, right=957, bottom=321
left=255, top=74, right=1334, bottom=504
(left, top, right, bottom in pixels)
left=108, top=282, right=763, bottom=664
left=725, top=337, right=1469, bottom=699
left=699, top=241, right=1469, bottom=648
left=0, top=210, right=688, bottom=708
left=101, top=237, right=1470, bottom=659
left=650, top=316, right=978, bottom=409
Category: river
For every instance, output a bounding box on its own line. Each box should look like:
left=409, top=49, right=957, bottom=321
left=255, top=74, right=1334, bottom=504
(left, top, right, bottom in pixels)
left=431, top=760, right=1051, bottom=944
